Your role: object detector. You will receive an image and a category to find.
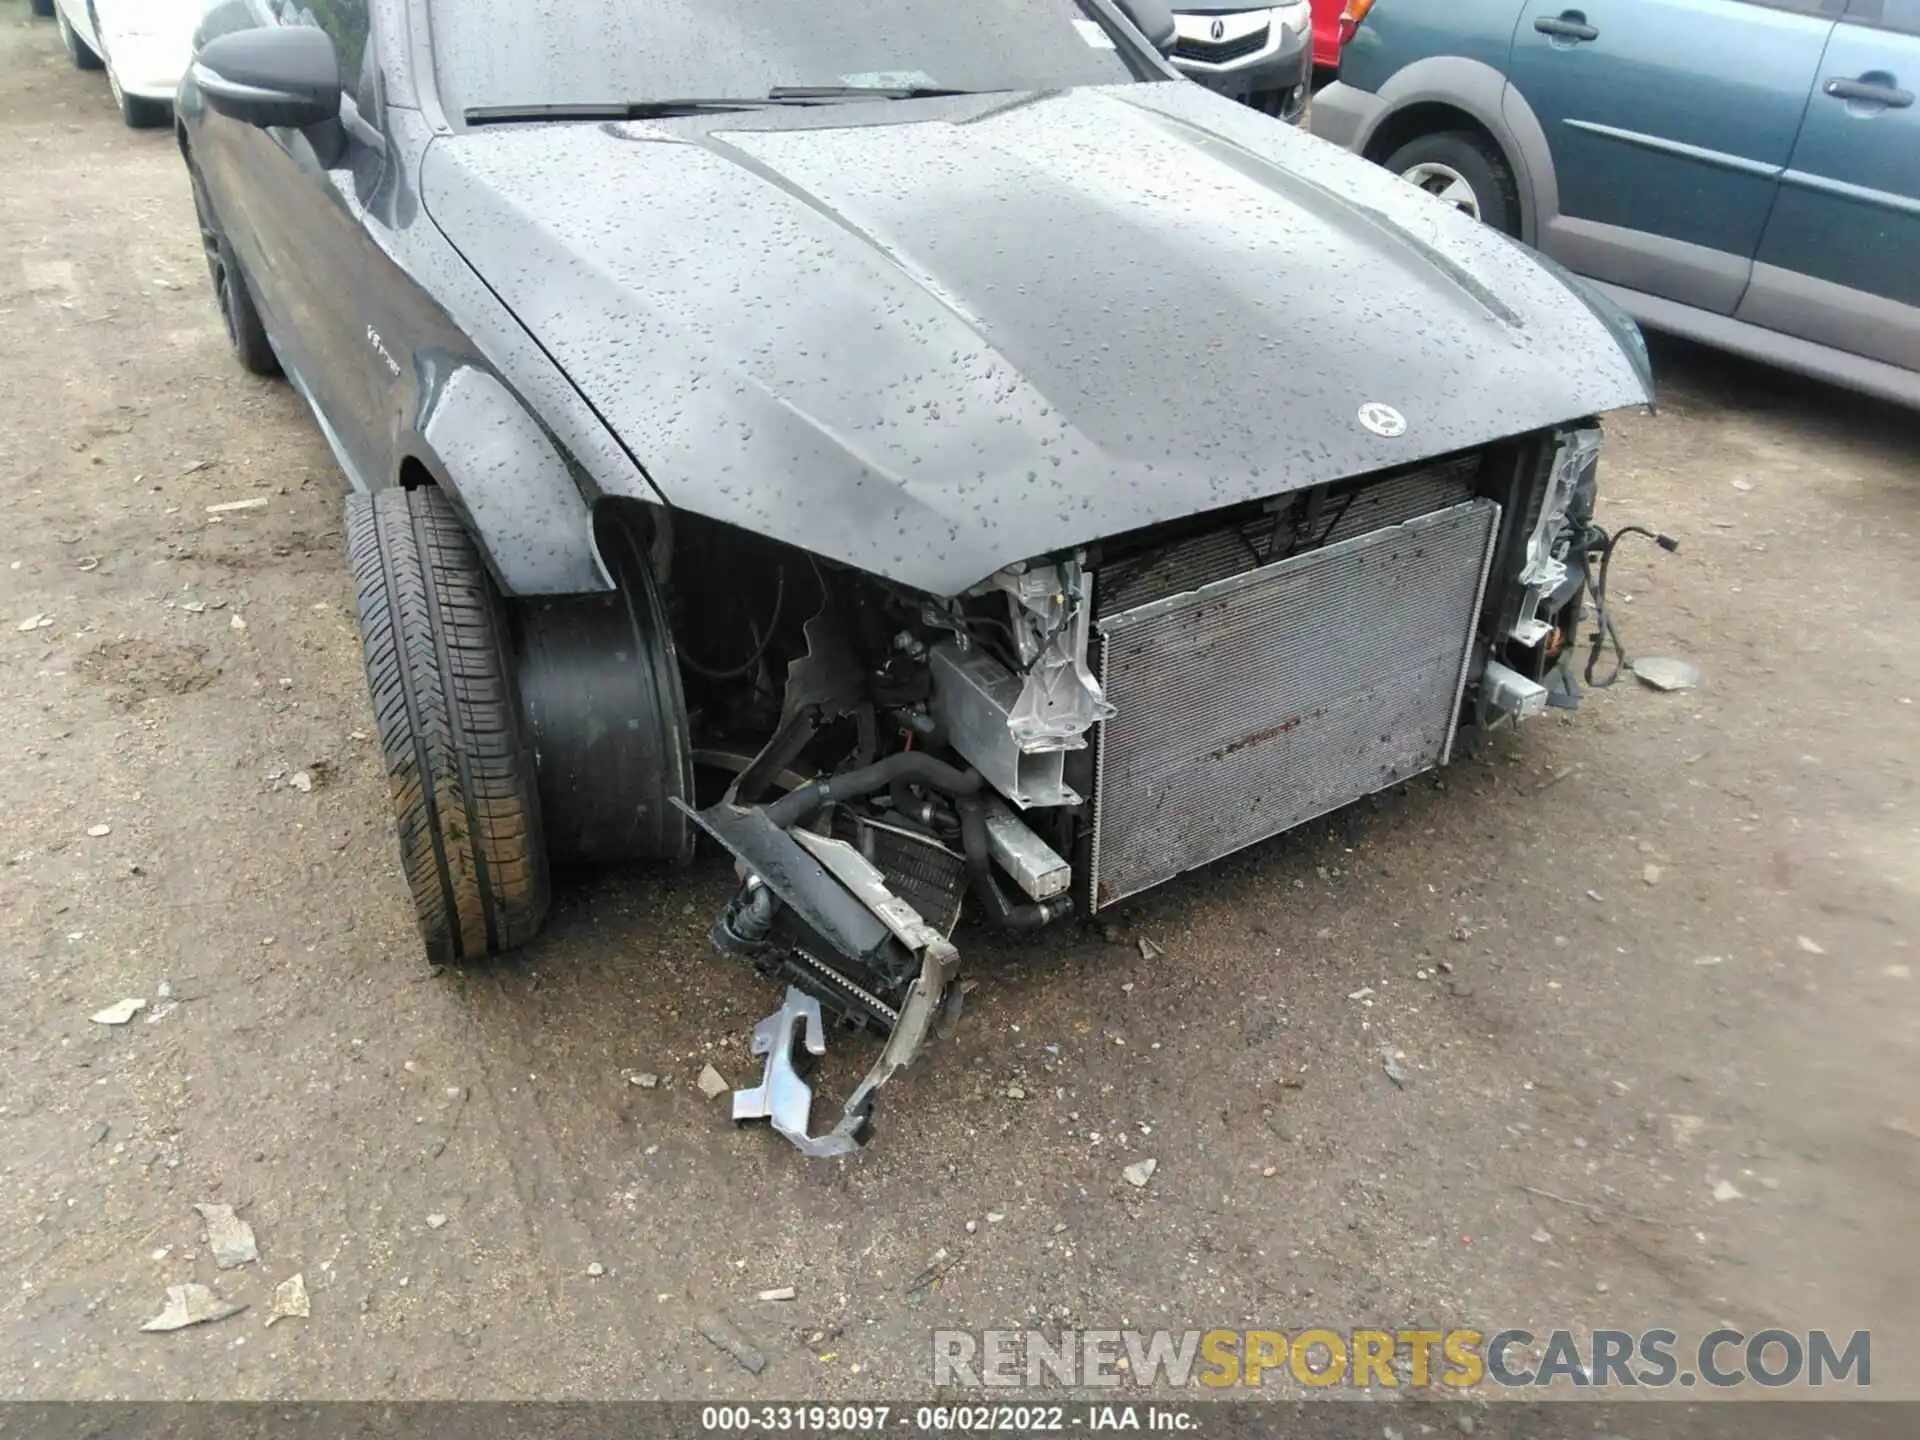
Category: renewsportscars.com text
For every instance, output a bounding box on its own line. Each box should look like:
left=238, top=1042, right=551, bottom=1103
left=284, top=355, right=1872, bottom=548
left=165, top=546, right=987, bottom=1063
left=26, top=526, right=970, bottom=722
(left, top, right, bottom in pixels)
left=931, top=1327, right=1871, bottom=1390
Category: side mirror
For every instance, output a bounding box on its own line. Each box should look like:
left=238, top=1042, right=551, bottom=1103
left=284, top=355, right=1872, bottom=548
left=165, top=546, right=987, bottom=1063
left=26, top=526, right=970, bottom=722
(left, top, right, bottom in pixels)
left=193, top=26, right=341, bottom=129
left=1114, top=0, right=1178, bottom=53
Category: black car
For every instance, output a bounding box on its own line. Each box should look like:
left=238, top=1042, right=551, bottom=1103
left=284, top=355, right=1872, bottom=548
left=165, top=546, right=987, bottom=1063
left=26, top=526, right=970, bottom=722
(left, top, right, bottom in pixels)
left=179, top=0, right=1655, bottom=1154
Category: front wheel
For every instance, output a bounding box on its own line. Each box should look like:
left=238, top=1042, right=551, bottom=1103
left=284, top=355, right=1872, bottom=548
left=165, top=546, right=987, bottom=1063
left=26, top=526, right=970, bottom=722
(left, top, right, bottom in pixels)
left=1383, top=130, right=1521, bottom=238
left=348, top=486, right=551, bottom=966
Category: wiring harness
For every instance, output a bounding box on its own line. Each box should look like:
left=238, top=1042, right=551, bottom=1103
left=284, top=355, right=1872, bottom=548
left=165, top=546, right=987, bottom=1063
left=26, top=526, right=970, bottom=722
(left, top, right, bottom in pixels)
left=1578, top=522, right=1681, bottom=688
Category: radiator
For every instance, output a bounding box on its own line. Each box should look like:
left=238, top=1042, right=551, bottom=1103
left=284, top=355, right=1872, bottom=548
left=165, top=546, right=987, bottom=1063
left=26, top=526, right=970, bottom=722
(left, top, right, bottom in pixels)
left=1087, top=498, right=1500, bottom=909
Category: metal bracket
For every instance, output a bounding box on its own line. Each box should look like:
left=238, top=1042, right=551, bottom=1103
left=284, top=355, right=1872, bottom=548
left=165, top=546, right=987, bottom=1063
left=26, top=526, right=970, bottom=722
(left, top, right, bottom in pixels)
left=731, top=934, right=961, bottom=1158
left=696, top=747, right=971, bottom=1156
left=732, top=987, right=829, bottom=1145
left=1481, top=658, right=1549, bottom=721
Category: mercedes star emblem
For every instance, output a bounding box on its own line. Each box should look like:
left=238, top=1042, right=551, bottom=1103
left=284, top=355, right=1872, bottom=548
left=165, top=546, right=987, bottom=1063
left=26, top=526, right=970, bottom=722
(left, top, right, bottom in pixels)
left=1357, top=402, right=1408, bottom=437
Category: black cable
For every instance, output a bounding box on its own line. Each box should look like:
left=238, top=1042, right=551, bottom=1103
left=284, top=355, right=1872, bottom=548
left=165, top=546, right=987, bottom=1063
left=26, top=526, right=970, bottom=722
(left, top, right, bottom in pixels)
left=678, top=566, right=787, bottom=681
left=964, top=612, right=1028, bottom=673
left=1583, top=523, right=1680, bottom=689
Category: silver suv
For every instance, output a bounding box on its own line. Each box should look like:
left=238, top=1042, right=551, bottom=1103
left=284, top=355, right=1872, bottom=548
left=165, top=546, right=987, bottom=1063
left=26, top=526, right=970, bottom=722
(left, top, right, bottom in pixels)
left=1168, top=2, right=1314, bottom=122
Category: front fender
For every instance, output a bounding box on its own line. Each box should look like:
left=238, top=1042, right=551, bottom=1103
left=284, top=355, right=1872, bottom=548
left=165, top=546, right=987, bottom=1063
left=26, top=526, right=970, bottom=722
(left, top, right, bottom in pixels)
left=402, top=353, right=611, bottom=596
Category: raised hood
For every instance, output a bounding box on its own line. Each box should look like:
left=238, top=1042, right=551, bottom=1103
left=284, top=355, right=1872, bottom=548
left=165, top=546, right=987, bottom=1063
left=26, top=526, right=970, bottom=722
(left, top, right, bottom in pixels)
left=422, top=83, right=1650, bottom=597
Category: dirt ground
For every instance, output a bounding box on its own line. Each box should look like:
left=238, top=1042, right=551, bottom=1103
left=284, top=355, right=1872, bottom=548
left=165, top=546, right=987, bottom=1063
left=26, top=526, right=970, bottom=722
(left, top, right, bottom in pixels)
left=2, top=2, right=1917, bottom=1404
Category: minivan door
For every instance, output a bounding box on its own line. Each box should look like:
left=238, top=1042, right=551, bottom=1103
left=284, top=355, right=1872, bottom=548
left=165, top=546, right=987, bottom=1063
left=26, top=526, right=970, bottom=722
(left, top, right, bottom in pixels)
left=1506, top=0, right=1837, bottom=312
left=1737, top=0, right=1920, bottom=372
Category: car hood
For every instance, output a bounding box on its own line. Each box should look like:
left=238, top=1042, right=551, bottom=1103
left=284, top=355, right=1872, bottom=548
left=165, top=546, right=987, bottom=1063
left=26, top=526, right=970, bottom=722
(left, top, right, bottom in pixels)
left=422, top=84, right=1650, bottom=596
left=95, top=0, right=197, bottom=90
left=96, top=0, right=198, bottom=50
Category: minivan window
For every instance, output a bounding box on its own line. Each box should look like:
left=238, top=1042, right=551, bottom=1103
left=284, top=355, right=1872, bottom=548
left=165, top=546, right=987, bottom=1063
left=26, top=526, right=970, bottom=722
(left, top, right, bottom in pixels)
left=1846, top=0, right=1920, bottom=34
left=426, top=0, right=1148, bottom=121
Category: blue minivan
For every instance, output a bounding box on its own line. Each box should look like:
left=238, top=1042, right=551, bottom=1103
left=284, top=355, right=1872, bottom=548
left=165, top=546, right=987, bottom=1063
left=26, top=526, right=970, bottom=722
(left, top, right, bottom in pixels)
left=1313, top=0, right=1920, bottom=407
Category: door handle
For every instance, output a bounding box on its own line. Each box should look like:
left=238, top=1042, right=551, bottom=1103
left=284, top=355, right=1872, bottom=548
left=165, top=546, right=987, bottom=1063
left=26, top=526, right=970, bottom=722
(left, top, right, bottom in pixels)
left=1824, top=76, right=1914, bottom=108
left=1535, top=13, right=1600, bottom=40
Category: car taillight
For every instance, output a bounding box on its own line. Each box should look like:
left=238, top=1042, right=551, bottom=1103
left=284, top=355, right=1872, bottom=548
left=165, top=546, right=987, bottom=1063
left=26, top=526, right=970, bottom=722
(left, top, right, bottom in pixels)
left=1338, top=0, right=1376, bottom=41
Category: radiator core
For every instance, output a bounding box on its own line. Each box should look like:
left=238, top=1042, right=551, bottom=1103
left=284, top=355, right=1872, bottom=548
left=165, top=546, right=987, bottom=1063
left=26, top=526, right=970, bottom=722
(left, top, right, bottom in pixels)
left=1088, top=498, right=1500, bottom=909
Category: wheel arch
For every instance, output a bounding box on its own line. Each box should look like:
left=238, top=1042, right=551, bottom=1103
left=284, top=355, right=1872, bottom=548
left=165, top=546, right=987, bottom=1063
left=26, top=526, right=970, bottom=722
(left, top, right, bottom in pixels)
left=393, top=359, right=621, bottom=599
left=373, top=466, right=693, bottom=873
left=1360, top=56, right=1553, bottom=247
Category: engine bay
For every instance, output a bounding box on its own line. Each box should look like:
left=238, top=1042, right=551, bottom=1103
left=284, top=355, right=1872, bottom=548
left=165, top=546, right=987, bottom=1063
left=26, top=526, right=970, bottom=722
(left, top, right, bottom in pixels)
left=625, top=427, right=1642, bottom=1155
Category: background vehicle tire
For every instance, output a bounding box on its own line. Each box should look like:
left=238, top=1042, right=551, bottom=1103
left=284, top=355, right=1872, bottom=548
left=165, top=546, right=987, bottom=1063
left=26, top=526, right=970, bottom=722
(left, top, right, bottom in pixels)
left=1383, top=130, right=1520, bottom=237
left=56, top=7, right=103, bottom=69
left=108, top=67, right=169, bottom=129
left=348, top=486, right=551, bottom=966
left=32, top=0, right=55, bottom=19
left=118, top=92, right=169, bottom=129
left=189, top=165, right=279, bottom=376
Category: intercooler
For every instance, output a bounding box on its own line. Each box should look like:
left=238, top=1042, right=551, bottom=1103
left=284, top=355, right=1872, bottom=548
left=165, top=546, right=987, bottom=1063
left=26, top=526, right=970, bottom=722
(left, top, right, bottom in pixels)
left=1087, top=497, right=1500, bottom=909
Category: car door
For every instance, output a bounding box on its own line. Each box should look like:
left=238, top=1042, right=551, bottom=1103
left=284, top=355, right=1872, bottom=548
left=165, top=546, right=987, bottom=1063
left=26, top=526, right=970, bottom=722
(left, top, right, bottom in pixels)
left=189, top=1, right=305, bottom=353
left=259, top=0, right=395, bottom=486
left=1736, top=0, right=1920, bottom=370
left=193, top=0, right=388, bottom=486
left=1506, top=0, right=1839, bottom=313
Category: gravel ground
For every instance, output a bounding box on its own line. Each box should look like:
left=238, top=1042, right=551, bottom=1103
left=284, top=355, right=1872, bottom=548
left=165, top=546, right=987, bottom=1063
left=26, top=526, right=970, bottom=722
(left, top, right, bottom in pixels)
left=2, top=1, right=1916, bottom=1402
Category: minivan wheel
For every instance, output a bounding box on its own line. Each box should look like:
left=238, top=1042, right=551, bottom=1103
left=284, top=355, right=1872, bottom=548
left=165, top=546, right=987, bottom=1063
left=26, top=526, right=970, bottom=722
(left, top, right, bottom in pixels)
left=348, top=486, right=552, bottom=966
left=1383, top=131, right=1520, bottom=237
left=189, top=164, right=279, bottom=376
left=57, top=6, right=104, bottom=69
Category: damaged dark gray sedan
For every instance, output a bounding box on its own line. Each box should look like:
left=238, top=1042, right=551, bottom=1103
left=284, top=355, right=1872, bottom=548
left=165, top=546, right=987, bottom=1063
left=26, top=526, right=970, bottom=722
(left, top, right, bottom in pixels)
left=177, top=0, right=1658, bottom=1154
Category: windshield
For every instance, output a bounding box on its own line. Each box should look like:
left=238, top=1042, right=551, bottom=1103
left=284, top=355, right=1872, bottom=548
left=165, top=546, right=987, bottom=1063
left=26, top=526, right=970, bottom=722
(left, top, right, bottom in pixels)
left=426, top=0, right=1149, bottom=120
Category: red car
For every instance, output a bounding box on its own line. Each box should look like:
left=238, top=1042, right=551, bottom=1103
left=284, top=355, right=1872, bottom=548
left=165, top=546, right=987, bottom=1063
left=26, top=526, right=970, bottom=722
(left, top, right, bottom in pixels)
left=1312, top=0, right=1350, bottom=69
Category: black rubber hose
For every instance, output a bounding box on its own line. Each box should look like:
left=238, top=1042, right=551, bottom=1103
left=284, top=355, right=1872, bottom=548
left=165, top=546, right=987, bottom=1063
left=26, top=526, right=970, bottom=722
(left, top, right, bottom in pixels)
left=762, top=755, right=1067, bottom=930
left=957, top=794, right=1071, bottom=931
left=765, top=753, right=983, bottom=830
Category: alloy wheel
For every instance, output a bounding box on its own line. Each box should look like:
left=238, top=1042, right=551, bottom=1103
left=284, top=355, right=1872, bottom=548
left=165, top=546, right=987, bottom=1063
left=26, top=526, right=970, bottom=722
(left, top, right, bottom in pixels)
left=188, top=171, right=236, bottom=345
left=1399, top=161, right=1482, bottom=220
left=214, top=262, right=239, bottom=347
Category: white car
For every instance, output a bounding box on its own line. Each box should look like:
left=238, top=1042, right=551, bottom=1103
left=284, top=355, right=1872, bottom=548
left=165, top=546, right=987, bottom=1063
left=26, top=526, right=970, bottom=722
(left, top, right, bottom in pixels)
left=49, top=0, right=204, bottom=129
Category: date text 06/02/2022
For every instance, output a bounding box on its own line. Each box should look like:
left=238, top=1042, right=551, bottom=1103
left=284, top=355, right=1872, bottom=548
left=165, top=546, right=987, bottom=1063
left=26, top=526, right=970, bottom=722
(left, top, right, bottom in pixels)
left=698, top=1405, right=1199, bottom=1432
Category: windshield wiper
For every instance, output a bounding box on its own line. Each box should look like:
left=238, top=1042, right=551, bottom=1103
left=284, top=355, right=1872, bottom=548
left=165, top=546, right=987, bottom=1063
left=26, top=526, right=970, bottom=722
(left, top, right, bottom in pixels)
left=465, top=88, right=984, bottom=126
left=764, top=85, right=983, bottom=100
left=464, top=99, right=774, bottom=125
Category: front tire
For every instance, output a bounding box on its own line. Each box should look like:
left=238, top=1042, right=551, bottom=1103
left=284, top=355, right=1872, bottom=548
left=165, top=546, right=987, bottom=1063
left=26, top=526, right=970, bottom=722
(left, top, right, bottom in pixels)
left=348, top=487, right=552, bottom=966
left=1383, top=130, right=1521, bottom=238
